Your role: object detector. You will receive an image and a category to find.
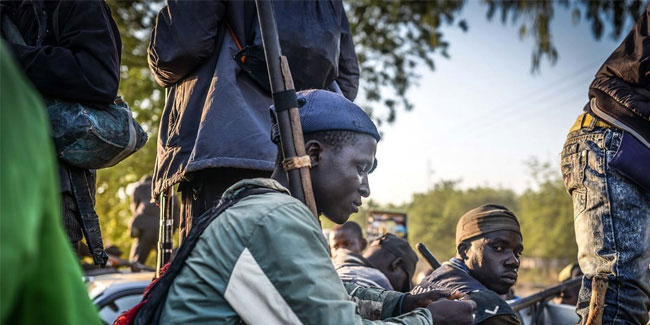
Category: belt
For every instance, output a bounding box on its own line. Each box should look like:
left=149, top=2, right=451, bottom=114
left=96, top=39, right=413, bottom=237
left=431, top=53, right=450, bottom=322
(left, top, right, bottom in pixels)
left=569, top=112, right=610, bottom=133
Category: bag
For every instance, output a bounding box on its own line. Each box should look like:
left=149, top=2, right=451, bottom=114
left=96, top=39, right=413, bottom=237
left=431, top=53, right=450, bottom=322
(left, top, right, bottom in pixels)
left=47, top=97, right=148, bottom=169
left=608, top=131, right=650, bottom=192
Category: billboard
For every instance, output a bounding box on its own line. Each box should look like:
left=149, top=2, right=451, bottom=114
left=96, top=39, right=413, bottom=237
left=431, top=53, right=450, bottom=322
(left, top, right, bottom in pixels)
left=366, top=210, right=407, bottom=242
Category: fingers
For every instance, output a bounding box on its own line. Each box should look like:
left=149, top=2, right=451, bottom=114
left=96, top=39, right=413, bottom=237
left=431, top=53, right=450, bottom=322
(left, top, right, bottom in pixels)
left=411, top=286, right=454, bottom=299
left=424, top=288, right=453, bottom=300
left=460, top=299, right=477, bottom=312
left=448, top=290, right=467, bottom=300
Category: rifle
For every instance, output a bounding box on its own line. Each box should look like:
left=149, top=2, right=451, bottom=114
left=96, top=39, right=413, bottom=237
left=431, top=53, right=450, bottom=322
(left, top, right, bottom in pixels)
left=156, top=187, right=174, bottom=278
left=509, top=277, right=581, bottom=312
left=255, top=0, right=317, bottom=217
left=416, top=242, right=442, bottom=270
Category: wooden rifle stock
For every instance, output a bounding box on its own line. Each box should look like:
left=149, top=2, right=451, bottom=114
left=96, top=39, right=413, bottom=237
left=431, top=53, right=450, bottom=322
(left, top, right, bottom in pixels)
left=255, top=0, right=317, bottom=218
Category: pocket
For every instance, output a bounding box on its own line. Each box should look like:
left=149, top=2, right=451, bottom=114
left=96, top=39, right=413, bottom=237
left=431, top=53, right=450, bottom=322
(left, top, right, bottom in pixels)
left=561, top=142, right=588, bottom=215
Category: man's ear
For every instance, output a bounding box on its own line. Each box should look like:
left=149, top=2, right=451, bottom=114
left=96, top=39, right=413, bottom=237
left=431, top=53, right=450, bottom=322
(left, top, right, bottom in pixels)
left=458, top=242, right=470, bottom=260
left=390, top=257, right=403, bottom=271
left=305, top=139, right=323, bottom=167
left=359, top=238, right=367, bottom=252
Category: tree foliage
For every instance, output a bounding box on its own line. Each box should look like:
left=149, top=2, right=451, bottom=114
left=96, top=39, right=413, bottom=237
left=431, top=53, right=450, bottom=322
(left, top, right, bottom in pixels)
left=484, top=0, right=646, bottom=71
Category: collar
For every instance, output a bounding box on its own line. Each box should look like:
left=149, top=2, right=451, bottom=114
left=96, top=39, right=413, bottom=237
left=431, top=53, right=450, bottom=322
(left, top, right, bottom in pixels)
left=447, top=257, right=471, bottom=274
left=221, top=178, right=291, bottom=201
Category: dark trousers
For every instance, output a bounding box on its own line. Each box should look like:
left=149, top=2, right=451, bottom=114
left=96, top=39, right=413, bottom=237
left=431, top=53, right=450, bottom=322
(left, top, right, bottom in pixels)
left=178, top=168, right=271, bottom=244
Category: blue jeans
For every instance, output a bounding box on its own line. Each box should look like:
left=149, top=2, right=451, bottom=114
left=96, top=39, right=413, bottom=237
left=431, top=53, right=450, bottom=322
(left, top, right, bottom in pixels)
left=561, top=125, right=650, bottom=324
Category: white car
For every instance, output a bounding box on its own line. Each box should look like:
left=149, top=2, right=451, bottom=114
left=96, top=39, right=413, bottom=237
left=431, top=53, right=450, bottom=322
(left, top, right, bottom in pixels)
left=86, top=272, right=153, bottom=324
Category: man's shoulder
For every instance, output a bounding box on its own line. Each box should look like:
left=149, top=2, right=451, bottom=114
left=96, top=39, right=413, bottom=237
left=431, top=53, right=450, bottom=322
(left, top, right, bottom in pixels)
left=420, top=263, right=486, bottom=294
left=203, top=179, right=316, bottom=238
left=414, top=263, right=517, bottom=322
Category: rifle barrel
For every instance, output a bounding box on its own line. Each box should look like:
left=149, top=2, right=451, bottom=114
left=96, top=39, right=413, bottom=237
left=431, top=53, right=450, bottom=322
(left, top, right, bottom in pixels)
left=509, top=277, right=582, bottom=312
left=416, top=242, right=442, bottom=270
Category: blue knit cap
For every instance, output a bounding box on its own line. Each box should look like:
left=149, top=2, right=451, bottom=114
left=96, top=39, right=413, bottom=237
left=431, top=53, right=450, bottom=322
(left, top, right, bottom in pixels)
left=270, top=90, right=380, bottom=144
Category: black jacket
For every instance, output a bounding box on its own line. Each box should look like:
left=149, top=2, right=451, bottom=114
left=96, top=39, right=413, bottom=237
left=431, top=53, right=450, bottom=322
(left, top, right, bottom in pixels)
left=1, top=0, right=122, bottom=106
left=147, top=0, right=360, bottom=197
left=413, top=259, right=519, bottom=325
left=588, top=3, right=650, bottom=149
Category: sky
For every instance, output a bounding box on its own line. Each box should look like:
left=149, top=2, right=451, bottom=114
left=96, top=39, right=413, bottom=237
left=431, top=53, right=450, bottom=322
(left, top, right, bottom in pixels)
left=367, top=2, right=629, bottom=205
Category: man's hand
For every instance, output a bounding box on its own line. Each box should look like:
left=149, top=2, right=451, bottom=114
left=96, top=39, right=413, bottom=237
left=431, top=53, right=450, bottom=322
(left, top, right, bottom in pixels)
left=427, top=299, right=476, bottom=325
left=402, top=289, right=465, bottom=312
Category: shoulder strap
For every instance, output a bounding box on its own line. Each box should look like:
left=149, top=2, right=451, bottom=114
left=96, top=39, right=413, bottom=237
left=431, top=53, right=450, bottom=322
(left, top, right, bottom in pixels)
left=68, top=167, right=108, bottom=266
left=131, top=187, right=277, bottom=325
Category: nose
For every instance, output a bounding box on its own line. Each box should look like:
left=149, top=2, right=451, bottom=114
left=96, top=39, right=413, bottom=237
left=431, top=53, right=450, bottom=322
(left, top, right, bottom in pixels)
left=504, top=251, right=520, bottom=268
left=359, top=174, right=370, bottom=198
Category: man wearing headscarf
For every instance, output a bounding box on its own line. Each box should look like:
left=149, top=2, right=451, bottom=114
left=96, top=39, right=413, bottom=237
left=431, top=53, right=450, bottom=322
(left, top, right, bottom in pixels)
left=335, top=233, right=418, bottom=293
left=413, top=204, right=524, bottom=325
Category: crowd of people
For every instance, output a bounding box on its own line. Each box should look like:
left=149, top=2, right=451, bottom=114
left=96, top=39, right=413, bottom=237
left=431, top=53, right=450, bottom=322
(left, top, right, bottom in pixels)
left=1, top=0, right=648, bottom=324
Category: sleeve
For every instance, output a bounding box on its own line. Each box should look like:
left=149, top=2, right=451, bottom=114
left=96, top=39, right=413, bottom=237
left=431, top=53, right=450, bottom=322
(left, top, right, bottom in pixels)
left=224, top=202, right=432, bottom=325
left=147, top=0, right=226, bottom=87
left=593, top=4, right=650, bottom=87
left=336, top=8, right=360, bottom=101
left=344, top=283, right=406, bottom=320
left=7, top=1, right=121, bottom=105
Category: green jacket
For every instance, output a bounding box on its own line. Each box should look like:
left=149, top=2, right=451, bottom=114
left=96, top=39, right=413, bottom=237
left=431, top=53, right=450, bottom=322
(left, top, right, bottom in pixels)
left=160, top=178, right=431, bottom=324
left=0, top=41, right=101, bottom=325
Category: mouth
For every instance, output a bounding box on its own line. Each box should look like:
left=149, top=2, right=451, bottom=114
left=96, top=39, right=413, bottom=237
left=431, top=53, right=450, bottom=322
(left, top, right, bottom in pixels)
left=352, top=201, right=362, bottom=213
left=501, top=272, right=518, bottom=284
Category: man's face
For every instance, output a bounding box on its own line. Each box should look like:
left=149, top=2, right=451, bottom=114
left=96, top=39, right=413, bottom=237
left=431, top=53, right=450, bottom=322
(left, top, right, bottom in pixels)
left=330, top=229, right=364, bottom=255
left=310, top=134, right=377, bottom=224
left=463, top=230, right=523, bottom=295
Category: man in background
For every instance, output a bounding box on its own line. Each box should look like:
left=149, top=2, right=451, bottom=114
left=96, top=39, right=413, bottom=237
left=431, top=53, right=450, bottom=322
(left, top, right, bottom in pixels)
left=413, top=204, right=523, bottom=325
left=335, top=233, right=418, bottom=293
left=330, top=221, right=367, bottom=257
left=1, top=0, right=122, bottom=264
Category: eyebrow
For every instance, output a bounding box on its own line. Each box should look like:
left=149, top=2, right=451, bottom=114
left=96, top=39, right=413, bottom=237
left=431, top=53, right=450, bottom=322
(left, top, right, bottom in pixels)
left=488, top=238, right=524, bottom=251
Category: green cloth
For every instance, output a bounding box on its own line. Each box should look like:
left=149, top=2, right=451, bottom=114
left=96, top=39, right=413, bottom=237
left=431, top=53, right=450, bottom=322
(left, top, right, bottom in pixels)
left=0, top=42, right=101, bottom=325
left=159, top=178, right=431, bottom=324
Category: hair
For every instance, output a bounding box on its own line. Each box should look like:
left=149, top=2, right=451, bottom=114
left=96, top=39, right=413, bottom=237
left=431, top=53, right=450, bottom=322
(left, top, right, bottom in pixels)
left=332, top=221, right=364, bottom=240
left=275, top=130, right=361, bottom=166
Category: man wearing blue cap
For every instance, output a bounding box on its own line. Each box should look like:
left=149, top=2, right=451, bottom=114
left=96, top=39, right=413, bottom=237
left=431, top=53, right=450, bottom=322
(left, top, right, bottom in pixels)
left=130, top=90, right=475, bottom=325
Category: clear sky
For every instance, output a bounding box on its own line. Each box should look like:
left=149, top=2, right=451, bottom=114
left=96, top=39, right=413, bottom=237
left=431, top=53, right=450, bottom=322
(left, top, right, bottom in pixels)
left=367, top=2, right=629, bottom=205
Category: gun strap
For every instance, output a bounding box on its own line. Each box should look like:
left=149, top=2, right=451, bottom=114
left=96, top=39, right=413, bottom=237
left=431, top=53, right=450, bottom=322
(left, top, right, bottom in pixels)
left=134, top=187, right=276, bottom=325
left=69, top=167, right=107, bottom=267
